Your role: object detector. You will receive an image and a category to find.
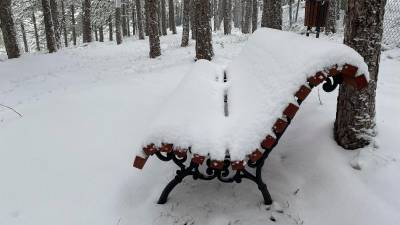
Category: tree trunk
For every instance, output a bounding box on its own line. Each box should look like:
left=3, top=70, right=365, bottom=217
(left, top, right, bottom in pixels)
left=326, top=0, right=336, bottom=34
left=71, top=4, right=77, bottom=46
left=41, top=0, right=57, bottom=53
left=289, top=0, right=293, bottom=28
left=161, top=0, right=167, bottom=35
left=20, top=22, right=28, bottom=53
left=82, top=0, right=92, bottom=43
left=127, top=6, right=131, bottom=37
left=242, top=0, right=251, bottom=33
left=135, top=0, right=145, bottom=39
left=223, top=0, right=232, bottom=34
left=169, top=0, right=177, bottom=34
left=157, top=0, right=162, bottom=35
left=32, top=12, right=41, bottom=51
left=116, top=1, right=123, bottom=45
left=233, top=0, right=241, bottom=28
left=50, top=0, right=61, bottom=48
left=61, top=1, right=68, bottom=47
left=334, top=0, right=386, bottom=149
left=213, top=0, right=219, bottom=31
left=181, top=0, right=190, bottom=47
left=195, top=0, right=213, bottom=60
left=0, top=0, right=20, bottom=58
left=122, top=2, right=128, bottom=36
left=252, top=0, right=258, bottom=32
left=190, top=0, right=197, bottom=39
left=99, top=25, right=104, bottom=42
left=145, top=0, right=161, bottom=58
left=94, top=26, right=98, bottom=41
left=262, top=0, right=282, bottom=29
left=109, top=15, right=113, bottom=41
left=132, top=3, right=136, bottom=36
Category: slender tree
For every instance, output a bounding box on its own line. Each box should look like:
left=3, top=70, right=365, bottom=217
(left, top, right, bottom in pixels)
left=131, top=3, right=136, bottom=36
left=213, top=0, right=219, bottom=31
left=195, top=0, right=213, bottom=60
left=71, top=4, right=77, bottom=45
left=20, top=22, right=29, bottom=52
left=0, top=0, right=20, bottom=58
left=50, top=0, right=61, bottom=48
left=169, top=0, right=177, bottom=34
left=145, top=0, right=161, bottom=58
left=32, top=12, right=41, bottom=51
left=190, top=0, right=197, bottom=39
left=122, top=1, right=128, bottom=36
left=181, top=0, right=190, bottom=46
left=161, top=0, right=167, bottom=35
left=252, top=0, right=258, bottom=32
left=41, top=0, right=57, bottom=52
left=334, top=0, right=386, bottom=149
left=82, top=0, right=92, bottom=43
left=109, top=15, right=113, bottom=41
left=242, top=0, right=251, bottom=33
left=61, top=1, right=68, bottom=47
left=116, top=0, right=123, bottom=44
left=135, top=0, right=145, bottom=39
left=223, top=0, right=232, bottom=34
left=99, top=25, right=104, bottom=42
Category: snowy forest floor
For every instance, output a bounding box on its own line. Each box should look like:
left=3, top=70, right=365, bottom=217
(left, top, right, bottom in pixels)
left=1, top=30, right=400, bottom=225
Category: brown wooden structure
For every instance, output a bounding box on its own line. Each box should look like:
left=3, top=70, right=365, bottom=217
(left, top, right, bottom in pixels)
left=304, top=0, right=329, bottom=38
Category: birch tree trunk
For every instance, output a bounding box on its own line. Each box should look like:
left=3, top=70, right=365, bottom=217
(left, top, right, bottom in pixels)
left=181, top=0, right=190, bottom=47
left=41, top=0, right=57, bottom=52
left=169, top=0, right=177, bottom=34
left=135, top=0, right=145, bottom=39
left=334, top=0, right=386, bottom=149
left=195, top=0, right=213, bottom=60
left=82, top=0, right=92, bottom=43
left=145, top=0, right=161, bottom=58
left=32, top=12, right=41, bottom=51
left=252, top=0, right=258, bottom=32
left=71, top=4, right=76, bottom=45
left=50, top=0, right=61, bottom=48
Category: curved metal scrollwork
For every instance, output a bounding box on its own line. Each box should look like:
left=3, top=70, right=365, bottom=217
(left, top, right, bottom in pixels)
left=155, top=151, right=272, bottom=205
left=322, top=74, right=343, bottom=92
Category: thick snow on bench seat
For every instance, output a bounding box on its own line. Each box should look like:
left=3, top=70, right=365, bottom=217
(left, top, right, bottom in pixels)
left=144, top=28, right=369, bottom=161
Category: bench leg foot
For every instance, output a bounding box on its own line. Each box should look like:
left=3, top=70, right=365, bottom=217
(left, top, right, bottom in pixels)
left=257, top=182, right=273, bottom=205
left=157, top=172, right=186, bottom=204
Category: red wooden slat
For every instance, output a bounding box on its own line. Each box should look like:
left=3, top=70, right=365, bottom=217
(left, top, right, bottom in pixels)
left=355, top=75, right=369, bottom=90
left=261, top=135, right=277, bottom=150
left=308, top=72, right=326, bottom=87
left=231, top=160, right=245, bottom=171
left=160, top=143, right=173, bottom=153
left=341, top=64, right=358, bottom=78
left=192, top=154, right=205, bottom=165
left=210, top=160, right=224, bottom=170
left=273, top=119, right=288, bottom=135
left=133, top=156, right=148, bottom=169
left=249, top=149, right=263, bottom=162
left=295, top=85, right=312, bottom=101
left=173, top=148, right=187, bottom=158
left=143, top=144, right=157, bottom=155
left=283, top=103, right=299, bottom=120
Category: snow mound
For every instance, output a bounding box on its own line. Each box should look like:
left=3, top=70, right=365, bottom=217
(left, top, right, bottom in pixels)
left=144, top=28, right=369, bottom=160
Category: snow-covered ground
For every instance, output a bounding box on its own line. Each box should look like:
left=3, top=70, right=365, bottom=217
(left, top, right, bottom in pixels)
left=1, top=31, right=400, bottom=225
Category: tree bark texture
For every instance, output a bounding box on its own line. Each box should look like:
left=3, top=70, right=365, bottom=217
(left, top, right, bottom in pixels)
left=325, top=0, right=337, bottom=34
left=82, top=0, right=92, bottom=43
left=131, top=3, right=136, bottom=36
left=41, top=0, right=57, bottom=53
left=50, top=0, right=61, bottom=48
left=169, top=0, right=177, bottom=34
left=242, top=0, right=251, bottom=33
left=334, top=0, right=386, bottom=149
left=71, top=4, right=77, bottom=45
left=20, top=22, right=29, bottom=52
left=263, top=0, right=282, bottom=29
left=223, top=0, right=232, bottom=34
left=99, top=25, right=104, bottom=42
left=161, top=0, right=167, bottom=35
left=135, top=0, right=145, bottom=39
left=109, top=15, right=113, bottom=41
left=190, top=0, right=197, bottom=39
left=252, top=0, right=258, bottom=32
left=122, top=3, right=128, bottom=36
left=116, top=5, right=123, bottom=45
left=32, top=12, right=41, bottom=51
left=0, top=0, right=20, bottom=58
left=145, top=0, right=161, bottom=58
left=61, top=1, right=68, bottom=47
left=195, top=0, right=213, bottom=60
left=213, top=0, right=219, bottom=31
left=181, top=0, right=190, bottom=47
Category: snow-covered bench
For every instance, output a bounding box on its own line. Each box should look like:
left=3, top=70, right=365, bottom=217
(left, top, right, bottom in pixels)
left=133, top=28, right=369, bottom=205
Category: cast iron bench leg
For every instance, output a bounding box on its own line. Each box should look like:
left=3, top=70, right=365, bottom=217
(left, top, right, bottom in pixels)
left=157, top=171, right=187, bottom=204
